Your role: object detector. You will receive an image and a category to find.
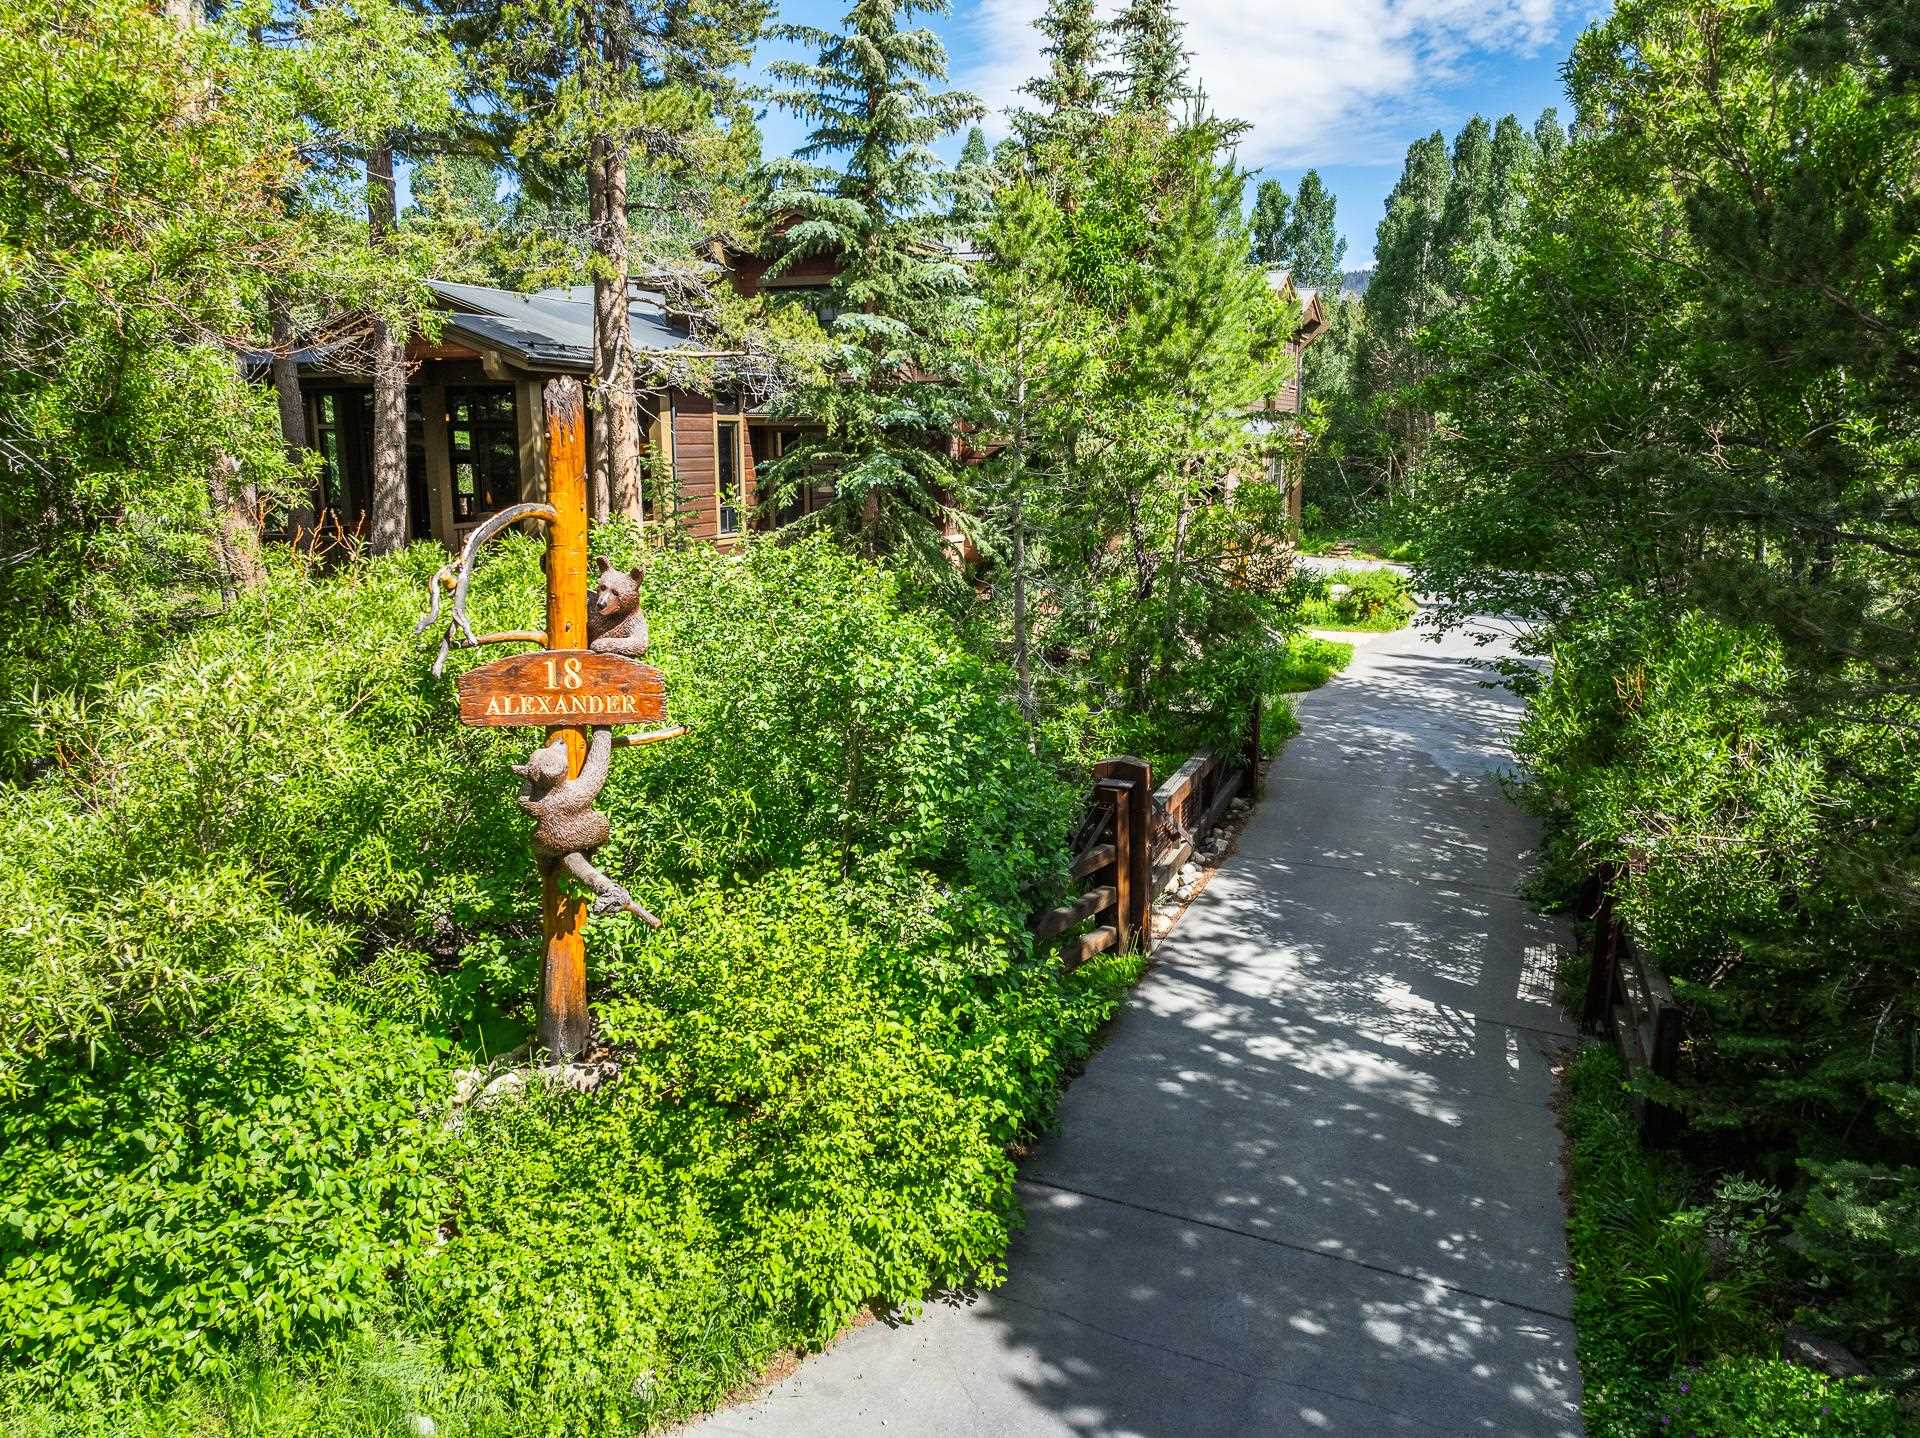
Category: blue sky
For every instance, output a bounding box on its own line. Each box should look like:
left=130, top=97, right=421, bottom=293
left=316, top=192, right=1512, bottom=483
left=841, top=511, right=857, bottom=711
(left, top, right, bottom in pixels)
left=753, top=1, right=1605, bottom=268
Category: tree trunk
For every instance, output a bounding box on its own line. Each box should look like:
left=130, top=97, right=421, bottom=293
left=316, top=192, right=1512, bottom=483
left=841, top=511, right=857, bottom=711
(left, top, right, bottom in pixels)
left=595, top=133, right=643, bottom=522
left=269, top=299, right=313, bottom=531
left=584, top=127, right=613, bottom=523
left=167, top=0, right=263, bottom=580
left=1155, top=452, right=1196, bottom=700
left=208, top=446, right=265, bottom=602
left=367, top=144, right=409, bottom=555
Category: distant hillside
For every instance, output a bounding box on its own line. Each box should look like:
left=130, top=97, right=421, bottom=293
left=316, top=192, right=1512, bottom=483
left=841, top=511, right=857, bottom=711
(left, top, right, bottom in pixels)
left=1340, top=268, right=1373, bottom=297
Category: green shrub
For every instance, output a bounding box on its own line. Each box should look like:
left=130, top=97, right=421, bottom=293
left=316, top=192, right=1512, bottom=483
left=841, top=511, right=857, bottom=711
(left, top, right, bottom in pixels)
left=1271, top=634, right=1354, bottom=694
left=0, top=530, right=1129, bottom=1425
left=0, top=997, right=446, bottom=1395
left=1651, top=1357, right=1906, bottom=1437
left=1298, top=566, right=1416, bottom=630
left=410, top=865, right=1140, bottom=1431
left=1523, top=606, right=1920, bottom=1371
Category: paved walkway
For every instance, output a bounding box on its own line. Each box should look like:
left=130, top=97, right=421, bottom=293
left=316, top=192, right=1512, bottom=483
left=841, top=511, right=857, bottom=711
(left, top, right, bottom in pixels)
left=693, top=620, right=1582, bottom=1437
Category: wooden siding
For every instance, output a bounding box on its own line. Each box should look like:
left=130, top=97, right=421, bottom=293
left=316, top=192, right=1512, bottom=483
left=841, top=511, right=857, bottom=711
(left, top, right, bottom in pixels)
left=729, top=250, right=840, bottom=297
left=671, top=392, right=718, bottom=541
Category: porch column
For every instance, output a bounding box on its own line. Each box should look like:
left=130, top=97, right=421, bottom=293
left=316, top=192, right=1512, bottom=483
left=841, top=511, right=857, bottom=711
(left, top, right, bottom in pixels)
left=421, top=381, right=456, bottom=550
left=516, top=377, right=549, bottom=504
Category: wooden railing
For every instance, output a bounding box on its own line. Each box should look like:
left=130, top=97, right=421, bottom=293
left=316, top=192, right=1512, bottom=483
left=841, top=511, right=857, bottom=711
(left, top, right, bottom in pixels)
left=1578, top=868, right=1684, bottom=1146
left=1032, top=700, right=1263, bottom=968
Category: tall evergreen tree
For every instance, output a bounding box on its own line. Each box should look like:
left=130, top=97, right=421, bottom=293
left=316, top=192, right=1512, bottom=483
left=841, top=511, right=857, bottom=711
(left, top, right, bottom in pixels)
left=949, top=124, right=995, bottom=231
left=1012, top=0, right=1107, bottom=156
left=762, top=0, right=982, bottom=564
left=448, top=0, right=767, bottom=522
left=1109, top=0, right=1186, bottom=114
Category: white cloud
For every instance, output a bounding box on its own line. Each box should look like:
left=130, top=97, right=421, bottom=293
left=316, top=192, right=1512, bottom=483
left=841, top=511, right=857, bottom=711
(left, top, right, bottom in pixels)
left=955, top=0, right=1569, bottom=168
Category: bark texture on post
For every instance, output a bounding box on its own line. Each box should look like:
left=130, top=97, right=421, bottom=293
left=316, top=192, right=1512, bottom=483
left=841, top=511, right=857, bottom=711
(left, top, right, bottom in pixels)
left=208, top=450, right=265, bottom=601
left=584, top=123, right=612, bottom=523
left=367, top=144, right=409, bottom=555
left=589, top=135, right=642, bottom=523
left=538, top=377, right=592, bottom=1059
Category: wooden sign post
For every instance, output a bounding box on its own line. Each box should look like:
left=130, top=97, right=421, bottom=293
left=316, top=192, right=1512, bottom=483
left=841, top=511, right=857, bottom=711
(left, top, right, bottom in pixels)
left=416, top=376, right=681, bottom=1062
left=536, top=381, right=592, bottom=1060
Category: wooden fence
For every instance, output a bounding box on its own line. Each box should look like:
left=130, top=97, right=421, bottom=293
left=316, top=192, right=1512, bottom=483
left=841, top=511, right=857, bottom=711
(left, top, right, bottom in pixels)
left=1031, top=701, right=1263, bottom=968
left=1578, top=868, right=1684, bottom=1145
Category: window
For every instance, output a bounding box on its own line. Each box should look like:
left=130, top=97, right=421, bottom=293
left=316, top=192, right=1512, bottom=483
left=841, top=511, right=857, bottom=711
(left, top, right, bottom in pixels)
left=751, top=426, right=834, bottom=529
left=716, top=419, right=741, bottom=536
left=446, top=387, right=520, bottom=522
left=313, top=393, right=349, bottom=514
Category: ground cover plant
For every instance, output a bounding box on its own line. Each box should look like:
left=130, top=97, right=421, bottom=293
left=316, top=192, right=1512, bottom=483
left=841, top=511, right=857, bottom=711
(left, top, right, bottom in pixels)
left=1560, top=1048, right=1907, bottom=1438
left=0, top=534, right=1145, bottom=1433
left=1296, top=567, right=1415, bottom=631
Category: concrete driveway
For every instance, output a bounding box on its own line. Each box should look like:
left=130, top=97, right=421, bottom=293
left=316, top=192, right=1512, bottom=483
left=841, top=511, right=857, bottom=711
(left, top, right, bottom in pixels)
left=689, top=618, right=1582, bottom=1437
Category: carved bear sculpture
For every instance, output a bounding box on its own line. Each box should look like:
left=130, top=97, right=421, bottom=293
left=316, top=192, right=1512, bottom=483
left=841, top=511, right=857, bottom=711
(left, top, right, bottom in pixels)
left=512, top=728, right=660, bottom=926
left=587, top=557, right=649, bottom=659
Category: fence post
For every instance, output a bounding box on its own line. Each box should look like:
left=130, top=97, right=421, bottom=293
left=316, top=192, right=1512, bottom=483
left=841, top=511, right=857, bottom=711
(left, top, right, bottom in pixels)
left=1099, top=779, right=1132, bottom=954
left=1581, top=876, right=1618, bottom=1033
left=1093, top=756, right=1152, bottom=953
left=1244, top=695, right=1263, bottom=787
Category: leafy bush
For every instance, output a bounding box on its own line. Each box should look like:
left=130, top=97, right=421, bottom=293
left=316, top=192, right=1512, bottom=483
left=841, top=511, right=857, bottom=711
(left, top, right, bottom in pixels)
left=1651, top=1358, right=1905, bottom=1438
left=1298, top=567, right=1415, bottom=630
left=1271, top=634, right=1354, bottom=694
left=0, top=531, right=1130, bottom=1427
left=0, top=998, right=446, bottom=1394
left=413, top=867, right=1140, bottom=1431
left=1522, top=605, right=1920, bottom=1374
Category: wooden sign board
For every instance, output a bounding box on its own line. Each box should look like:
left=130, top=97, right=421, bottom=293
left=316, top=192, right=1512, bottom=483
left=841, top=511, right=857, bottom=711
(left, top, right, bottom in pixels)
left=457, top=650, right=666, bottom=727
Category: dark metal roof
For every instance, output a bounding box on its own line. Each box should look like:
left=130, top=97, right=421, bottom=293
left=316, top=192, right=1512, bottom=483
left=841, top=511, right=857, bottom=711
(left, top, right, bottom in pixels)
left=425, top=279, right=694, bottom=374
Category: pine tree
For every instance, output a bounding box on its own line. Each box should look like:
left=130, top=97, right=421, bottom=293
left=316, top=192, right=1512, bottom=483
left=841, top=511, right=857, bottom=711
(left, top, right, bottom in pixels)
left=1012, top=0, right=1107, bottom=155
left=949, top=125, right=995, bottom=232
left=1110, top=0, right=1187, bottom=114
left=763, top=0, right=983, bottom=564
left=445, top=0, right=767, bottom=522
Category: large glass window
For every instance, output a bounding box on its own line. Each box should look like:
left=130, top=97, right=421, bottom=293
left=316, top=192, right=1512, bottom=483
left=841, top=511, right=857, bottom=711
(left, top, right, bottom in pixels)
left=447, top=387, right=520, bottom=522
left=716, top=419, right=741, bottom=536
left=751, top=426, right=836, bottom=529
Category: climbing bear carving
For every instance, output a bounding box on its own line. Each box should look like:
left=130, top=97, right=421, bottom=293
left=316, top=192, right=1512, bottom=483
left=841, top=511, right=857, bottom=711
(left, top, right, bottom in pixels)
left=586, top=557, right=649, bottom=659
left=512, top=727, right=660, bottom=927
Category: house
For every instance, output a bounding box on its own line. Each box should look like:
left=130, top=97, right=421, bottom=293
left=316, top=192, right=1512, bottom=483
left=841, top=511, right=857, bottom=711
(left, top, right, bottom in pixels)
left=276, top=259, right=1330, bottom=553
left=1252, top=270, right=1331, bottom=531
left=280, top=277, right=821, bottom=550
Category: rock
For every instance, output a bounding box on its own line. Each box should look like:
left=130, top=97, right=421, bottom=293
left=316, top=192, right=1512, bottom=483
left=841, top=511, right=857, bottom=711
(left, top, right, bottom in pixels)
left=538, top=1060, right=618, bottom=1094
left=449, top=1067, right=486, bottom=1107
left=477, top=1070, right=526, bottom=1106
left=1781, top=1324, right=1870, bottom=1380
left=1177, top=862, right=1201, bottom=887
left=407, top=1417, right=437, bottom=1438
